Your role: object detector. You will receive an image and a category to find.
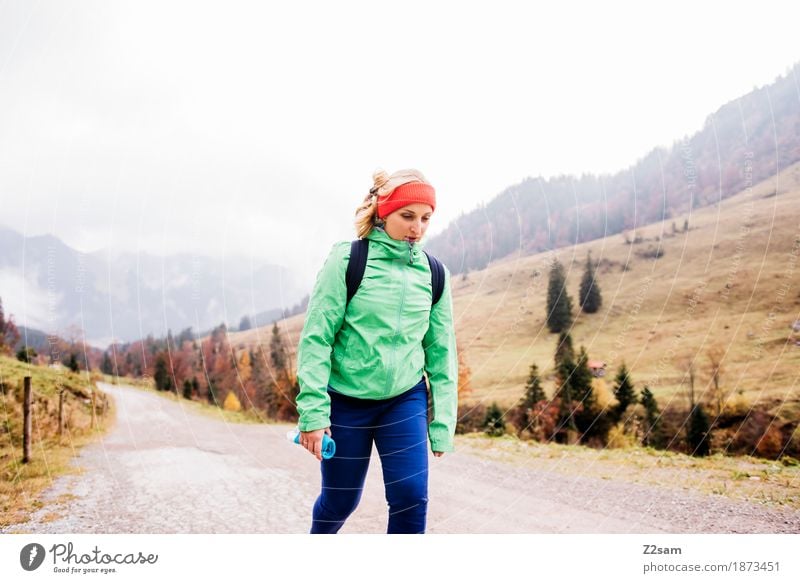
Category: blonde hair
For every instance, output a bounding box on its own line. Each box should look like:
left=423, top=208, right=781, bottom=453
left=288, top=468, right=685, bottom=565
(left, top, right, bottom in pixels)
left=353, top=168, right=431, bottom=239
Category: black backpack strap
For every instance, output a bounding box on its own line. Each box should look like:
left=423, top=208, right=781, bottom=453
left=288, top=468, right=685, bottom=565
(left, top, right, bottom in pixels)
left=346, top=239, right=369, bottom=306
left=424, top=251, right=445, bottom=306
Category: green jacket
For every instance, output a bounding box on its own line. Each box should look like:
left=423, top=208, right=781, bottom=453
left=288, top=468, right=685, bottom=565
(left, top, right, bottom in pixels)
left=295, top=226, right=458, bottom=452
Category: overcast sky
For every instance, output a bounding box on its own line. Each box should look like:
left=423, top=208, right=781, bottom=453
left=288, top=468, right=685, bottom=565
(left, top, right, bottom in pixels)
left=1, top=0, right=798, bottom=287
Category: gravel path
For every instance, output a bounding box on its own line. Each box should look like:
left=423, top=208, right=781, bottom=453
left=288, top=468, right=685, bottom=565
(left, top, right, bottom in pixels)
left=3, top=382, right=799, bottom=534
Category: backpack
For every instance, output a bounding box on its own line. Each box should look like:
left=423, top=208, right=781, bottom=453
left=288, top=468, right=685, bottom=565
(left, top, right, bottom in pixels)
left=345, top=239, right=445, bottom=307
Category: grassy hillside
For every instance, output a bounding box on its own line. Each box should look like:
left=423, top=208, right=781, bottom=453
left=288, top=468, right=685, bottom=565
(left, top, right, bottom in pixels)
left=0, top=355, right=112, bottom=527
left=451, top=160, right=800, bottom=412
left=239, top=161, right=800, bottom=422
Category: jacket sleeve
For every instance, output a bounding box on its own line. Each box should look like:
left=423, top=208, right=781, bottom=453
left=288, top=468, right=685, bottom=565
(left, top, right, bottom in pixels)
left=295, top=241, right=349, bottom=432
left=422, top=265, right=458, bottom=452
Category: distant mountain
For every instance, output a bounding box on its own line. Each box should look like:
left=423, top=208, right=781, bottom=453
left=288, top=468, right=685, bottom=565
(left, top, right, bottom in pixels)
left=426, top=63, right=800, bottom=273
left=0, top=226, right=305, bottom=348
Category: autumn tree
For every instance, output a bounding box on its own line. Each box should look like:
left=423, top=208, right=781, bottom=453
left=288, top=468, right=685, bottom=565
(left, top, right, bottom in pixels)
left=0, top=296, right=20, bottom=355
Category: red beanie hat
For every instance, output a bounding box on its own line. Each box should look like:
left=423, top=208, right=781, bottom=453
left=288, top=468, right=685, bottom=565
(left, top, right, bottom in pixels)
left=376, top=181, right=436, bottom=219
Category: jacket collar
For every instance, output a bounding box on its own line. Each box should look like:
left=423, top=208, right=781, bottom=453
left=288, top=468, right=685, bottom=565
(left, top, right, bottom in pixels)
left=365, top=226, right=425, bottom=264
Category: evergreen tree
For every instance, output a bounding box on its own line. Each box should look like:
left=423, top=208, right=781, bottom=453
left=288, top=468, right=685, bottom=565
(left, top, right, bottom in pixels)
left=270, top=322, right=287, bottom=373
left=67, top=353, right=79, bottom=373
left=572, top=346, right=607, bottom=442
left=554, top=331, right=574, bottom=368
left=192, top=376, right=200, bottom=396
left=511, top=363, right=546, bottom=436
left=640, top=386, right=664, bottom=448
left=483, top=402, right=506, bottom=436
left=207, top=381, right=219, bottom=406
left=688, top=404, right=710, bottom=456
left=612, top=362, right=636, bottom=423
left=546, top=258, right=573, bottom=333
left=555, top=355, right=579, bottom=440
left=183, top=379, right=193, bottom=400
left=16, top=345, right=36, bottom=363
left=579, top=252, right=602, bottom=313
left=238, top=315, right=252, bottom=331
left=153, top=353, right=170, bottom=391
left=101, top=352, right=114, bottom=375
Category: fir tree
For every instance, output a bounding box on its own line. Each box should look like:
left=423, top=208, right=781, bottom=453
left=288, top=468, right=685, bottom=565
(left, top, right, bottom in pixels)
left=572, top=346, right=607, bottom=442
left=546, top=258, right=573, bottom=333
left=688, top=404, right=710, bottom=456
left=183, top=379, right=193, bottom=400
left=101, top=352, right=114, bottom=375
left=153, top=353, right=170, bottom=391
left=554, top=331, right=575, bottom=368
left=612, top=362, right=636, bottom=423
left=270, top=322, right=287, bottom=373
left=640, top=386, right=664, bottom=448
left=579, top=252, right=602, bottom=313
left=67, top=353, right=79, bottom=373
left=511, top=363, right=546, bottom=436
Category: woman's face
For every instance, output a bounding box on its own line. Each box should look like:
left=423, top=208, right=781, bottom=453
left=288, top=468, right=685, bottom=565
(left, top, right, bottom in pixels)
left=382, top=203, right=433, bottom=243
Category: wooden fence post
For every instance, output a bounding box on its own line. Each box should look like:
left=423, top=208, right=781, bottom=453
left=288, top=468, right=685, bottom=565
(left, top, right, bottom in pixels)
left=23, top=376, right=32, bottom=463
left=58, top=388, right=65, bottom=435
left=91, top=390, right=97, bottom=430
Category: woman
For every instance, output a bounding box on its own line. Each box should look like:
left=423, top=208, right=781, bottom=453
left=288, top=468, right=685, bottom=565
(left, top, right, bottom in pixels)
left=295, top=168, right=458, bottom=534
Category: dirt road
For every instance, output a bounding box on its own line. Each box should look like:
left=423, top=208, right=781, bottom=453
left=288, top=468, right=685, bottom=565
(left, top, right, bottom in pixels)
left=4, top=382, right=799, bottom=533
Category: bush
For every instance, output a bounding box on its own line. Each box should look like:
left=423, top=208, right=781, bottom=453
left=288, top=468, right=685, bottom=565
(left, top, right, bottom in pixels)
left=456, top=402, right=487, bottom=434
left=483, top=402, right=506, bottom=437
left=606, top=422, right=637, bottom=449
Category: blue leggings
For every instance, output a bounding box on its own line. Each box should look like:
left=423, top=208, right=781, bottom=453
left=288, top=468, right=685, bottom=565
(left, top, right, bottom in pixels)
left=310, top=376, right=429, bottom=534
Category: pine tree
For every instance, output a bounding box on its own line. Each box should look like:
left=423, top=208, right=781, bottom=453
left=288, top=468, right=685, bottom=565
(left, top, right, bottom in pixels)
left=612, top=362, right=636, bottom=423
left=640, top=386, right=664, bottom=448
left=483, top=402, right=506, bottom=437
left=238, top=315, right=252, bottom=331
left=579, top=252, right=602, bottom=313
left=572, top=346, right=607, bottom=442
left=511, top=363, right=546, bottom=437
left=67, top=353, right=79, bottom=373
left=554, top=331, right=574, bottom=367
left=153, top=353, right=170, bottom=391
left=688, top=404, right=710, bottom=456
left=546, top=258, right=573, bottom=333
left=101, top=352, right=114, bottom=375
left=270, top=322, right=287, bottom=373
left=182, top=379, right=193, bottom=400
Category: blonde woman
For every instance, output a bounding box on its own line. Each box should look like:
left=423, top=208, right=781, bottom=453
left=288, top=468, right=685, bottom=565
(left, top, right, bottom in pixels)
left=295, top=168, right=458, bottom=534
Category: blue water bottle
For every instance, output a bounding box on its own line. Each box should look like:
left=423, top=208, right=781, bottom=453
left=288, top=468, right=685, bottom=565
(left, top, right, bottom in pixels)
left=286, top=427, right=336, bottom=459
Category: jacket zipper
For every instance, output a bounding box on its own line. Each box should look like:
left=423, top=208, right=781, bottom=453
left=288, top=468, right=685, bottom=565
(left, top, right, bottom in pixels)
left=386, top=259, right=408, bottom=395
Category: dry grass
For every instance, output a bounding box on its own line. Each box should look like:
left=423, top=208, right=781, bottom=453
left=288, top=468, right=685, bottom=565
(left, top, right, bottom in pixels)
left=0, top=355, right=113, bottom=528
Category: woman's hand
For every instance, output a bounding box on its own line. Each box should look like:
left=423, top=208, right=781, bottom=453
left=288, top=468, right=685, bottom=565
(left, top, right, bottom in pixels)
left=433, top=451, right=444, bottom=458
left=300, top=427, right=332, bottom=461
